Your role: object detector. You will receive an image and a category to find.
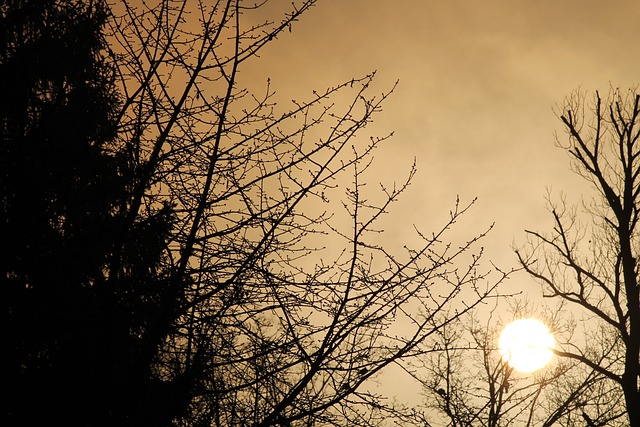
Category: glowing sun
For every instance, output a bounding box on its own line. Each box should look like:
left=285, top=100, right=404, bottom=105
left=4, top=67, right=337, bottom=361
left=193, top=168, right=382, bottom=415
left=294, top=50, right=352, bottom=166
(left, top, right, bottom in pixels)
left=499, top=318, right=555, bottom=373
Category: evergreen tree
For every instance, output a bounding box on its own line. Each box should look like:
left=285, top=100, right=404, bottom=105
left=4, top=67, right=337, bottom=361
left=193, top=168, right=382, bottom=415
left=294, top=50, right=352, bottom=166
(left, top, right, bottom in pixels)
left=2, top=1, right=177, bottom=424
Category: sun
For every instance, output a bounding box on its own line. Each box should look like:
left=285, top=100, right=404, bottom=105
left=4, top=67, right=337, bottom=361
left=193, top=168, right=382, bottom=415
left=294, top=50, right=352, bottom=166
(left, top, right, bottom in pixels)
left=499, top=318, right=555, bottom=373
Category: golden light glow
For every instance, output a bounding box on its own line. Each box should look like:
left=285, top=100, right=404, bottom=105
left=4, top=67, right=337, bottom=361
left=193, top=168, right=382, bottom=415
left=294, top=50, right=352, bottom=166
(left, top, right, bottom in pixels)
left=499, top=318, right=554, bottom=373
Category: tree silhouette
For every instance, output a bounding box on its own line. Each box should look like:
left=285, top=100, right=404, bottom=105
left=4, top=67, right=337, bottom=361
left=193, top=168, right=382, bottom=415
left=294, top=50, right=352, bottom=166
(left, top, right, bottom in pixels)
left=3, top=1, right=508, bottom=426
left=516, top=88, right=640, bottom=426
left=1, top=0, right=189, bottom=423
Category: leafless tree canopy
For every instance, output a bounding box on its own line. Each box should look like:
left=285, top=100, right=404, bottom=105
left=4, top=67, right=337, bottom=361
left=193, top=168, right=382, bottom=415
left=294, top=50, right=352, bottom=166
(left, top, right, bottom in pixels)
left=516, top=88, right=640, bottom=426
left=101, top=0, right=505, bottom=425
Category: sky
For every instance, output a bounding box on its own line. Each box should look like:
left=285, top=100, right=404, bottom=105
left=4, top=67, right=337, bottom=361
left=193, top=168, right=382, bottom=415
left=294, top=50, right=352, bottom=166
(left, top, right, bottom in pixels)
left=242, top=0, right=640, bottom=287
left=239, top=0, right=640, bottom=406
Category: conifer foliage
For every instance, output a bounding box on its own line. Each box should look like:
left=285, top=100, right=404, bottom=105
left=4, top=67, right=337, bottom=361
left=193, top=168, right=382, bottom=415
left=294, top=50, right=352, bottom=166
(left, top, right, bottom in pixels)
left=2, top=1, right=176, bottom=424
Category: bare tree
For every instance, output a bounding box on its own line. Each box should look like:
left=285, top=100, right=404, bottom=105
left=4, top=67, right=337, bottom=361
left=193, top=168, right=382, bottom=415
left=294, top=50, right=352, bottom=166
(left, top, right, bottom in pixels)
left=516, top=88, right=640, bottom=426
left=95, top=0, right=513, bottom=426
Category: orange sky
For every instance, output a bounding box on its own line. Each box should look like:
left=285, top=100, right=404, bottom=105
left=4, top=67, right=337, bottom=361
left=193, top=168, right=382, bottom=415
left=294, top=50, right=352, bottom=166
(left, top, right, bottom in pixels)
left=234, top=0, right=640, bottom=406
left=240, top=0, right=640, bottom=300
left=231, top=0, right=640, bottom=412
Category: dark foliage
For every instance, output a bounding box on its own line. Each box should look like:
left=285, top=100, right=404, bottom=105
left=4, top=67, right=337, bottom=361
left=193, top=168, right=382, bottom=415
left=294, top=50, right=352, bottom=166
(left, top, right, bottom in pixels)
left=2, top=1, right=179, bottom=425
